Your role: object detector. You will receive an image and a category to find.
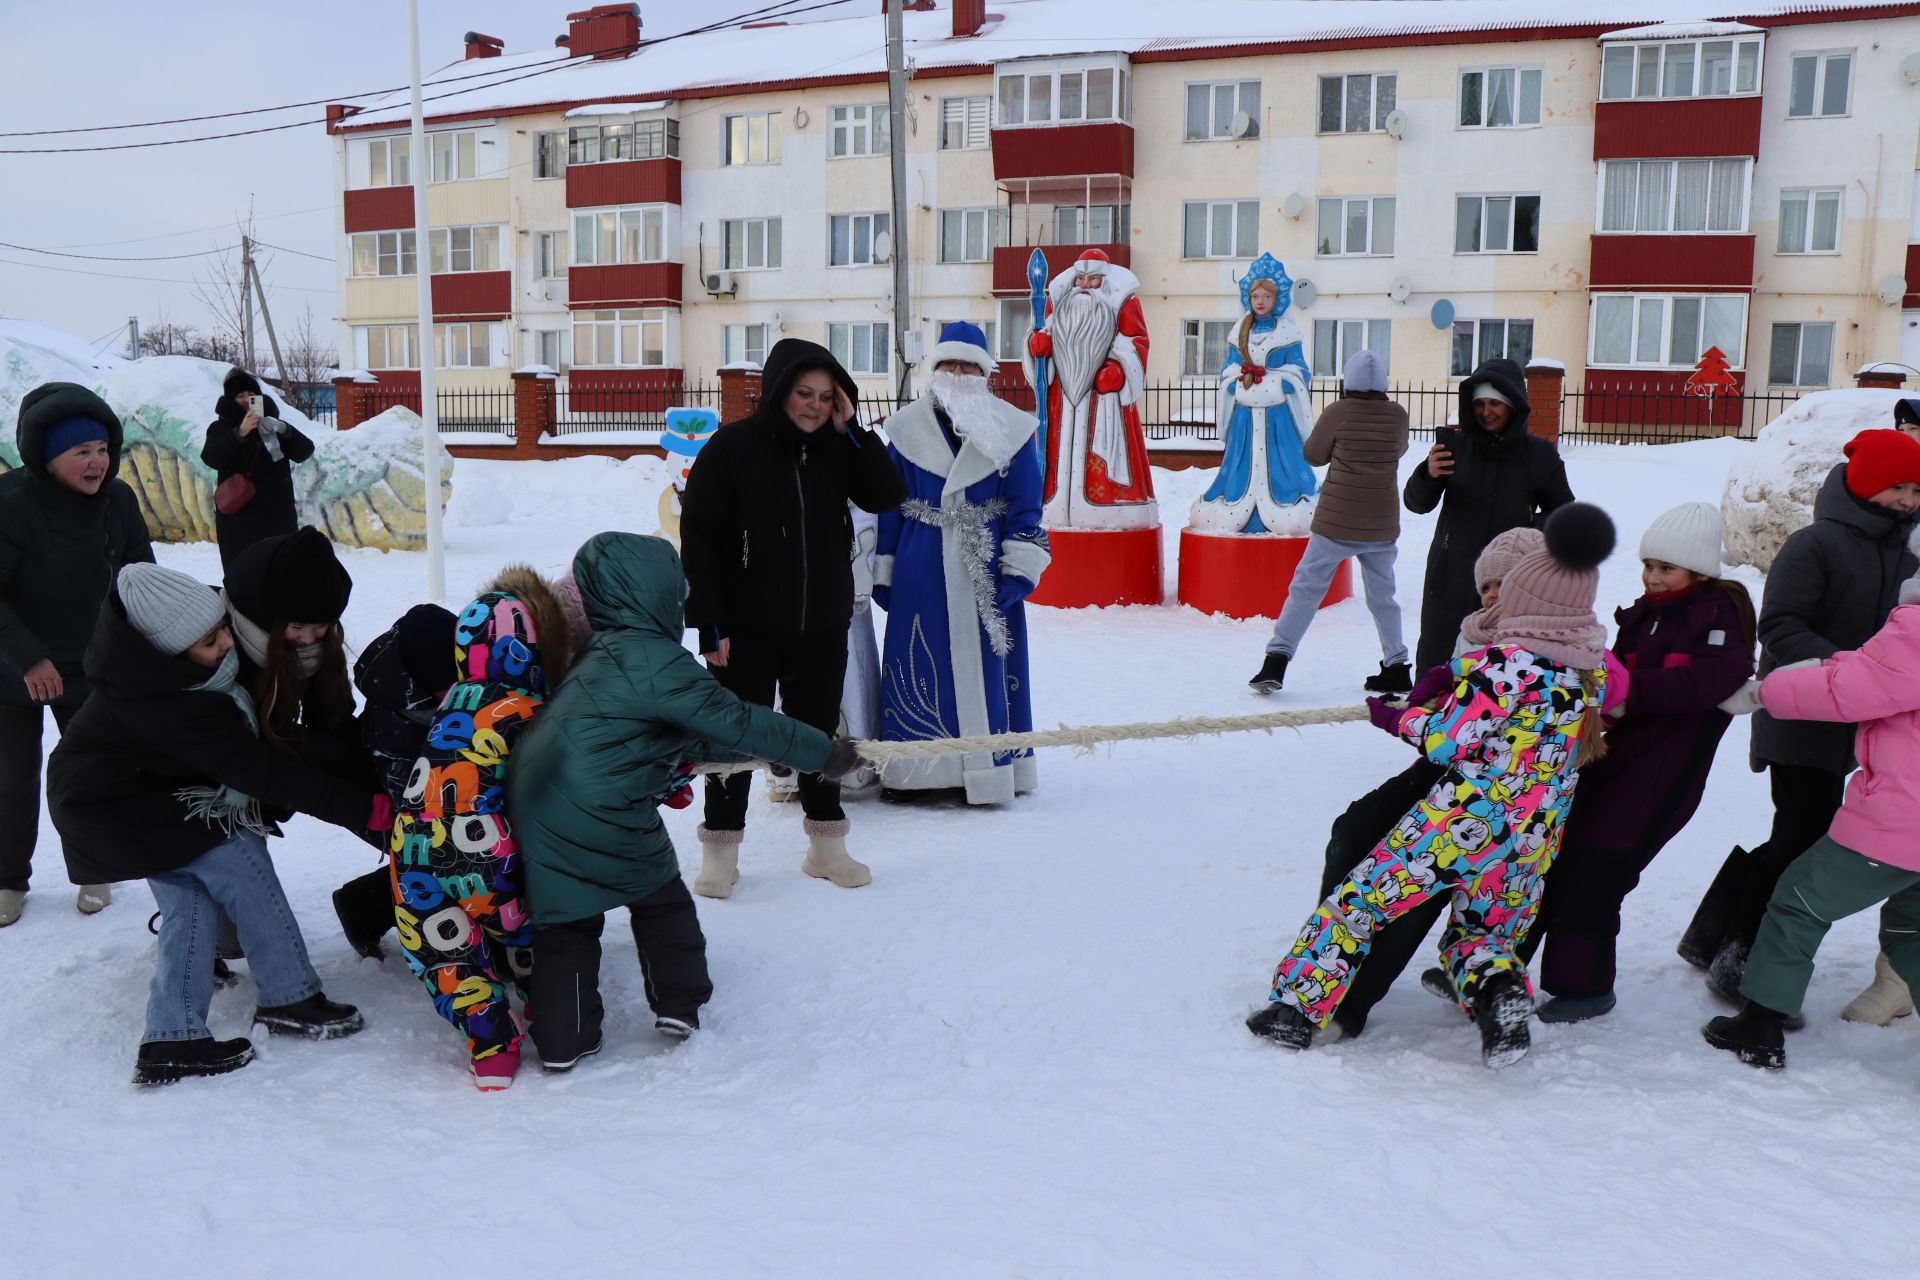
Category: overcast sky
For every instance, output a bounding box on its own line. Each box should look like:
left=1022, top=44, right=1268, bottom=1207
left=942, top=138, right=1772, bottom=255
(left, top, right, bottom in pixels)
left=0, top=0, right=842, bottom=357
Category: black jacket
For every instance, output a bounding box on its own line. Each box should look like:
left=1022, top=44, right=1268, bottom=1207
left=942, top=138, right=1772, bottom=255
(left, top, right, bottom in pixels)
left=0, top=383, right=156, bottom=708
left=47, top=586, right=377, bottom=886
left=353, top=619, right=442, bottom=804
left=1403, top=358, right=1575, bottom=670
left=201, top=391, right=314, bottom=572
left=680, top=339, right=906, bottom=642
left=1749, top=464, right=1919, bottom=775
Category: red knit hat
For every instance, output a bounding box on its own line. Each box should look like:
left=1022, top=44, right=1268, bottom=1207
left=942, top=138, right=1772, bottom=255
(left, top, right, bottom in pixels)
left=1843, top=429, right=1920, bottom=500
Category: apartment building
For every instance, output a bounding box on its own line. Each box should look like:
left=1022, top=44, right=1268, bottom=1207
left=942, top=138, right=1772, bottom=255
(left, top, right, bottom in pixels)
left=326, top=1, right=1920, bottom=418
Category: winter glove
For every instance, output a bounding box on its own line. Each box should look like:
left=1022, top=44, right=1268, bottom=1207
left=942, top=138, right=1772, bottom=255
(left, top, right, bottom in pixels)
left=1093, top=360, right=1126, bottom=395
left=1366, top=696, right=1405, bottom=735
left=1404, top=664, right=1454, bottom=710
left=1026, top=330, right=1052, bottom=360
left=660, top=761, right=696, bottom=810
left=367, top=793, right=394, bottom=833
left=820, top=735, right=866, bottom=782
left=1903, top=576, right=1920, bottom=608
left=1717, top=678, right=1764, bottom=716
left=994, top=573, right=1034, bottom=618
left=872, top=583, right=891, bottom=613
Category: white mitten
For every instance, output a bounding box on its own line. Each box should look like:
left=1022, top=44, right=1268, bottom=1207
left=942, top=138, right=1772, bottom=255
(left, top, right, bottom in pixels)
left=1717, top=678, right=1764, bottom=716
left=1901, top=576, right=1920, bottom=607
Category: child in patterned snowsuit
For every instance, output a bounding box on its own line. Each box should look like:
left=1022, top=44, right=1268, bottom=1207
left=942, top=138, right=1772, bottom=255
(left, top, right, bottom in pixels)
left=1249, top=504, right=1616, bottom=1068
left=390, top=567, right=572, bottom=1090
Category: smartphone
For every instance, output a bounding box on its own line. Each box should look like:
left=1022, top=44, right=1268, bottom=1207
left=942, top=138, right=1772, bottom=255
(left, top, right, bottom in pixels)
left=1434, top=425, right=1463, bottom=457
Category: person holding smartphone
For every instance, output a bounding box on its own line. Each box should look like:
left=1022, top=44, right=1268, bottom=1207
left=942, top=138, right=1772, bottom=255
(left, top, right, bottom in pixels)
left=201, top=368, right=315, bottom=574
left=1403, top=357, right=1575, bottom=674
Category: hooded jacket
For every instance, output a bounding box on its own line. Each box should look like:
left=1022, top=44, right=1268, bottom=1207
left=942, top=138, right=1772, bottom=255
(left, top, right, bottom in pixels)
left=510, top=533, right=832, bottom=927
left=201, top=373, right=315, bottom=571
left=1301, top=393, right=1410, bottom=542
left=0, top=383, right=156, bottom=707
left=46, top=584, right=377, bottom=885
left=680, top=339, right=906, bottom=642
left=1748, top=464, right=1919, bottom=774
left=353, top=604, right=457, bottom=804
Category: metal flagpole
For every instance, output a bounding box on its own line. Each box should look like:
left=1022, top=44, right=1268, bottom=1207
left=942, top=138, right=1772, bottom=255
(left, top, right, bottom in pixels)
left=885, top=0, right=912, bottom=404
left=407, top=0, right=446, bottom=601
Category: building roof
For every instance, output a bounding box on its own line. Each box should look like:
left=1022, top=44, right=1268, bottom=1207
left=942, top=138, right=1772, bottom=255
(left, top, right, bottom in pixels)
left=330, top=0, right=1919, bottom=131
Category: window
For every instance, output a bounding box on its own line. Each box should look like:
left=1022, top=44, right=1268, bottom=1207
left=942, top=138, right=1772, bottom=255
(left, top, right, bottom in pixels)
left=1459, top=67, right=1542, bottom=128
left=828, top=322, right=890, bottom=375
left=1180, top=320, right=1235, bottom=378
left=722, top=324, right=769, bottom=367
left=1185, top=80, right=1261, bottom=140
left=570, top=205, right=670, bottom=266
left=1590, top=294, right=1746, bottom=368
left=568, top=119, right=679, bottom=164
left=1455, top=195, right=1541, bottom=254
left=1450, top=319, right=1533, bottom=378
left=365, top=137, right=410, bottom=188
left=434, top=323, right=496, bottom=369
left=722, top=217, right=781, bottom=271
left=830, top=213, right=890, bottom=267
left=1600, top=38, right=1762, bottom=101
left=1317, top=73, right=1396, bottom=134
left=1769, top=322, right=1834, bottom=386
left=830, top=104, right=890, bottom=158
left=534, top=329, right=569, bottom=373
left=995, top=298, right=1032, bottom=361
left=1311, top=319, right=1393, bottom=378
left=995, top=66, right=1129, bottom=127
left=428, top=130, right=478, bottom=183
left=723, top=112, right=782, bottom=165
left=1316, top=197, right=1395, bottom=256
left=535, top=131, right=566, bottom=178
left=1777, top=188, right=1842, bottom=254
left=1788, top=52, right=1852, bottom=118
left=357, top=324, right=419, bottom=369
left=536, top=231, right=568, bottom=280
left=349, top=230, right=418, bottom=278
left=428, top=226, right=501, bottom=275
left=939, top=207, right=1009, bottom=263
left=1599, top=159, right=1750, bottom=233
left=572, top=309, right=668, bottom=367
left=1182, top=200, right=1259, bottom=259
left=940, top=96, right=991, bottom=150
left=1055, top=204, right=1127, bottom=245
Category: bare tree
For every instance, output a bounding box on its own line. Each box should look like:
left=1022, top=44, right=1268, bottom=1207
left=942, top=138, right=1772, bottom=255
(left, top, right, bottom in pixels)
left=279, top=304, right=339, bottom=419
left=191, top=211, right=273, bottom=370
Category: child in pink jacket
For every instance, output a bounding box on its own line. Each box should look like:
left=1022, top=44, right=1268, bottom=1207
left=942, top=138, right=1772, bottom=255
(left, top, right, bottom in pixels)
left=1704, top=575, right=1920, bottom=1069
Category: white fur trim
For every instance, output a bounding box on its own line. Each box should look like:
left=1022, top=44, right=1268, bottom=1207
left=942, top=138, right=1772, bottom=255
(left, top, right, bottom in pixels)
left=1046, top=261, right=1142, bottom=314
left=873, top=554, right=894, bottom=588
left=1901, top=577, right=1920, bottom=607
left=1107, top=331, right=1145, bottom=407
left=924, top=340, right=995, bottom=374
left=999, top=538, right=1051, bottom=584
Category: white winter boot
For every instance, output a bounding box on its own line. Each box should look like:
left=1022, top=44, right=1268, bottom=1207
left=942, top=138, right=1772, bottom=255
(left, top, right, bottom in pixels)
left=0, top=889, right=24, bottom=927
left=801, top=818, right=871, bottom=888
left=76, top=883, right=111, bottom=915
left=1841, top=951, right=1914, bottom=1025
left=692, top=826, right=743, bottom=900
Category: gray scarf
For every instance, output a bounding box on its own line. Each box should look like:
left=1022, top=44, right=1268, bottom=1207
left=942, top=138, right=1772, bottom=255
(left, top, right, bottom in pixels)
left=223, top=590, right=324, bottom=677
left=173, top=648, right=271, bottom=837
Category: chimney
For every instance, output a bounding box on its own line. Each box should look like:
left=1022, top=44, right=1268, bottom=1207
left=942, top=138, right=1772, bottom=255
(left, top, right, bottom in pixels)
left=952, top=0, right=986, bottom=36
left=879, top=0, right=935, bottom=12
left=463, top=31, right=504, bottom=59
left=564, top=4, right=642, bottom=59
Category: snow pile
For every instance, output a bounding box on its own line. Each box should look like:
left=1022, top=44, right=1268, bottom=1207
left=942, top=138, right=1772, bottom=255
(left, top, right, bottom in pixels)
left=1721, top=388, right=1908, bottom=571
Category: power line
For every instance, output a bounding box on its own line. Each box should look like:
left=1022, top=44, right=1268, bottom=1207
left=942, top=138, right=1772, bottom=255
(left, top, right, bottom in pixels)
left=249, top=240, right=334, bottom=263
left=0, top=256, right=334, bottom=292
left=0, top=239, right=235, bottom=262
left=40, top=205, right=335, bottom=250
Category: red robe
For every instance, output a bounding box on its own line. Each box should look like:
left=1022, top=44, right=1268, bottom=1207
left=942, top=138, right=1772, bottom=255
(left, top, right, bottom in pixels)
left=1037, top=294, right=1155, bottom=511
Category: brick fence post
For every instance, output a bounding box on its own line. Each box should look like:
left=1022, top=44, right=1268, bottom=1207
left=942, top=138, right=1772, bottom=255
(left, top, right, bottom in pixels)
left=1856, top=362, right=1910, bottom=391
left=511, top=366, right=556, bottom=460
left=718, top=362, right=763, bottom=425
left=1525, top=359, right=1566, bottom=445
left=331, top=371, right=378, bottom=430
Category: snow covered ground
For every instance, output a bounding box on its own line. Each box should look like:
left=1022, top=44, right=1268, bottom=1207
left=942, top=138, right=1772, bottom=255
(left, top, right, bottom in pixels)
left=4, top=440, right=1914, bottom=1278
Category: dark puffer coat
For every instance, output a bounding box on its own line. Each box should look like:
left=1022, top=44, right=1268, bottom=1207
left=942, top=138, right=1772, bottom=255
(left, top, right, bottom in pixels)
left=0, top=383, right=155, bottom=708
left=1403, top=358, right=1574, bottom=671
left=1748, top=463, right=1919, bottom=775
left=201, top=371, right=315, bottom=573
left=680, top=339, right=906, bottom=645
left=510, top=533, right=832, bottom=927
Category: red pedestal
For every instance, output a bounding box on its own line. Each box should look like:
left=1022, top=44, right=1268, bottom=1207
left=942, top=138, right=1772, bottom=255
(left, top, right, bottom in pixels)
left=1028, top=525, right=1163, bottom=608
left=1177, top=528, right=1352, bottom=620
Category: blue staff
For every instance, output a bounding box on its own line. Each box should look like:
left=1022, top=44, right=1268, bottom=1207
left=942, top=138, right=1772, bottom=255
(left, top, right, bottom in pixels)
left=1026, top=248, right=1050, bottom=466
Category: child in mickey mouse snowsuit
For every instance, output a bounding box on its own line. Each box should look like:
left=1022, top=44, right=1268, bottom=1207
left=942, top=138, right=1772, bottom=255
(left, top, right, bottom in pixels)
left=1249, top=504, right=1616, bottom=1068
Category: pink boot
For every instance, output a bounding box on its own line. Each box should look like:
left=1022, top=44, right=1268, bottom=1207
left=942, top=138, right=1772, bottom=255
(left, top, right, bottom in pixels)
left=471, top=1044, right=520, bottom=1092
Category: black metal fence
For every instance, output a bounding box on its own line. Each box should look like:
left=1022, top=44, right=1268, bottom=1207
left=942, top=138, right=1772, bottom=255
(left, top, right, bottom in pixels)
left=1560, top=383, right=1805, bottom=444
left=551, top=380, right=721, bottom=436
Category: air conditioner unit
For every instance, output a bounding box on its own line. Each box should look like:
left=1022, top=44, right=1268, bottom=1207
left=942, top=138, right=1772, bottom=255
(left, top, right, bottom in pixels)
left=704, top=270, right=736, bottom=296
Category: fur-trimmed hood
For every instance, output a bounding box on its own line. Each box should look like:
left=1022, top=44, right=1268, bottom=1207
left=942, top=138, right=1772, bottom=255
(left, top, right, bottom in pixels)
left=484, top=564, right=575, bottom=687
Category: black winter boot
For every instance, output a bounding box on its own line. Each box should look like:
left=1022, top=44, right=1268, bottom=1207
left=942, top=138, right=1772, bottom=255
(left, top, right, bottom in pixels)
left=1473, top=973, right=1534, bottom=1069
left=133, top=1036, right=255, bottom=1086
left=1702, top=1001, right=1788, bottom=1069
left=1364, top=662, right=1414, bottom=695
left=655, top=1014, right=698, bottom=1040
left=332, top=873, right=392, bottom=962
left=1419, top=967, right=1456, bottom=1002
left=1248, top=653, right=1289, bottom=694
left=1705, top=940, right=1749, bottom=1005
left=1246, top=1001, right=1313, bottom=1049
left=1677, top=847, right=1748, bottom=969
left=254, top=994, right=365, bottom=1041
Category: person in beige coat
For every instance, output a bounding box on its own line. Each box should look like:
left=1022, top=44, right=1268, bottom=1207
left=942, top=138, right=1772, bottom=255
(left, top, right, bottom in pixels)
left=1250, top=350, right=1412, bottom=694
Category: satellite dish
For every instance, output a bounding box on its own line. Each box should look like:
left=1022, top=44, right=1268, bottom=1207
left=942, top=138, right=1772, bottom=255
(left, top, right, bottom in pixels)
left=1877, top=274, right=1910, bottom=306
left=1281, top=192, right=1305, bottom=221
left=1430, top=299, right=1457, bottom=330
left=1388, top=277, right=1412, bottom=304
left=1293, top=279, right=1317, bottom=309
left=873, top=231, right=893, bottom=264
left=1383, top=109, right=1409, bottom=139
left=1902, top=52, right=1920, bottom=85
left=1228, top=110, right=1256, bottom=139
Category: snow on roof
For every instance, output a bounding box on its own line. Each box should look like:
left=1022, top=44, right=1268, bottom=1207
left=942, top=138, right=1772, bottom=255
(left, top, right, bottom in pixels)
left=1603, top=21, right=1767, bottom=40
left=563, top=99, right=672, bottom=117
left=337, top=0, right=1909, bottom=128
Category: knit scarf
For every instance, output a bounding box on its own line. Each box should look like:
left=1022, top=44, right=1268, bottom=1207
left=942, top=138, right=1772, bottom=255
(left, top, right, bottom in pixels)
left=1491, top=612, right=1608, bottom=670
left=173, top=648, right=271, bottom=837
left=1458, top=604, right=1500, bottom=649
left=223, top=590, right=324, bottom=677
left=256, top=414, right=287, bottom=463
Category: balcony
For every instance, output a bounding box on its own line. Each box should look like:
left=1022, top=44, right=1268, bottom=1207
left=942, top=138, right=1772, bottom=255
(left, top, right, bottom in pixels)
left=567, top=262, right=682, bottom=309
left=1594, top=97, right=1761, bottom=160
left=991, top=122, right=1133, bottom=182
left=1589, top=234, right=1755, bottom=291
left=565, top=157, right=681, bottom=209
left=992, top=244, right=1130, bottom=295
left=344, top=187, right=413, bottom=234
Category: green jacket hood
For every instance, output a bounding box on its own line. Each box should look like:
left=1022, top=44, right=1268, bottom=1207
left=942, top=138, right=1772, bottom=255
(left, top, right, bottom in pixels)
left=573, top=532, right=687, bottom=639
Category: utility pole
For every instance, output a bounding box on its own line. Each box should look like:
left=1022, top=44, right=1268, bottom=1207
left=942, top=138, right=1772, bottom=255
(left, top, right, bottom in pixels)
left=126, top=315, right=140, bottom=360
left=240, top=236, right=256, bottom=370
left=885, top=0, right=912, bottom=404
left=247, top=257, right=287, bottom=396
left=407, top=0, right=446, bottom=601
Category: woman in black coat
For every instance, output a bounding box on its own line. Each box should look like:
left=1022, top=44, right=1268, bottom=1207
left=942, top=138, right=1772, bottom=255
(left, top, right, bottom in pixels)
left=679, top=339, right=906, bottom=894
left=202, top=369, right=315, bottom=574
left=0, top=382, right=154, bottom=925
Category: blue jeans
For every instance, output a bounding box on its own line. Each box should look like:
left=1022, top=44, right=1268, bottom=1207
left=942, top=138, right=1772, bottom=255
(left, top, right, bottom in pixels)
left=1265, top=534, right=1407, bottom=664
left=143, top=830, right=322, bottom=1044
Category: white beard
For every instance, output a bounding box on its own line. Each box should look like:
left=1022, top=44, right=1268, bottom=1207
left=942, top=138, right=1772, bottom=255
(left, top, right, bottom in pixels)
left=930, top=371, right=1029, bottom=472
left=1048, top=286, right=1116, bottom=407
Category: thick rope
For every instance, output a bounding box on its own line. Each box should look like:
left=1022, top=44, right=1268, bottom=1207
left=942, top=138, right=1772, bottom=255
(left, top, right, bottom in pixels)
left=690, top=703, right=1371, bottom=777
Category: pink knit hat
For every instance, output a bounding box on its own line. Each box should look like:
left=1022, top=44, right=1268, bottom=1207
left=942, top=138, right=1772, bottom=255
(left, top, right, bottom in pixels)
left=551, top=572, right=593, bottom=651
left=1474, top=527, right=1546, bottom=593
left=1492, top=504, right=1616, bottom=669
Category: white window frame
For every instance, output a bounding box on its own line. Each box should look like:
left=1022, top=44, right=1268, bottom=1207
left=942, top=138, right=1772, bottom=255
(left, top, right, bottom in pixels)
left=995, top=298, right=1032, bottom=362
left=722, top=323, right=770, bottom=367
left=829, top=212, right=891, bottom=268
left=1450, top=318, right=1534, bottom=379
left=1312, top=319, right=1393, bottom=379
left=829, top=104, right=890, bottom=158
left=939, top=95, right=991, bottom=150
left=1455, top=194, right=1542, bottom=254
left=356, top=323, right=419, bottom=369
left=1457, top=66, right=1543, bottom=129
left=1184, top=79, right=1261, bottom=141
left=569, top=205, right=671, bottom=267
left=1180, top=319, right=1236, bottom=378
left=1768, top=321, right=1835, bottom=387
left=1597, top=158, right=1752, bottom=235
left=349, top=230, right=417, bottom=278
left=533, top=328, right=570, bottom=373
left=1316, top=196, right=1395, bottom=257
left=1182, top=199, right=1259, bottom=260
left=828, top=321, right=891, bottom=375
left=994, top=62, right=1131, bottom=128
left=535, top=131, right=567, bottom=179
left=536, top=231, right=568, bottom=280
left=572, top=308, right=669, bottom=369
left=566, top=118, right=679, bottom=165
left=1776, top=187, right=1843, bottom=255
left=1054, top=203, right=1128, bottom=245
left=1316, top=72, right=1397, bottom=134
left=938, top=207, right=1008, bottom=264
left=1588, top=293, right=1748, bottom=369
left=364, top=136, right=410, bottom=188
left=434, top=322, right=498, bottom=369
left=1787, top=51, right=1853, bottom=119
left=427, top=130, right=479, bottom=184
left=1599, top=37, right=1764, bottom=101
left=722, top=111, right=783, bottom=166
left=427, top=225, right=502, bottom=275
left=722, top=217, right=782, bottom=272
